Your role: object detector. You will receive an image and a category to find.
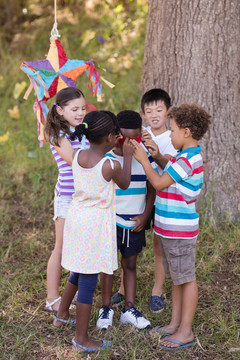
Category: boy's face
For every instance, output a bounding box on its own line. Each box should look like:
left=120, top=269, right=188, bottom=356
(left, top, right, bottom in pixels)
left=143, top=100, right=168, bottom=130
left=169, top=118, right=186, bottom=150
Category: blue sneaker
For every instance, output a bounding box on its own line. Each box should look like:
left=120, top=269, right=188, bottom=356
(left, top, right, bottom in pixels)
left=150, top=294, right=165, bottom=313
left=111, top=292, right=124, bottom=307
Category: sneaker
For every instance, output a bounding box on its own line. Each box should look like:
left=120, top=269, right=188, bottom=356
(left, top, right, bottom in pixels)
left=150, top=294, right=165, bottom=313
left=111, top=292, right=124, bottom=307
left=96, top=306, right=114, bottom=330
left=120, top=305, right=151, bottom=329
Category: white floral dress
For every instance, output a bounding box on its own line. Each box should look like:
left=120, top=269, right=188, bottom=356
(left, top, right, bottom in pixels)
left=62, top=148, right=118, bottom=275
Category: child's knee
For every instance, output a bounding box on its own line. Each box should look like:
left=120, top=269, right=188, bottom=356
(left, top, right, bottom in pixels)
left=123, top=257, right=137, bottom=272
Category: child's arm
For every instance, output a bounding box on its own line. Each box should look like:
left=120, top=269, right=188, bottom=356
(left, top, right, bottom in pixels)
left=131, top=140, right=174, bottom=191
left=130, top=180, right=156, bottom=232
left=143, top=138, right=171, bottom=169
left=103, top=138, right=134, bottom=190
left=141, top=129, right=152, bottom=143
left=53, top=137, right=74, bottom=165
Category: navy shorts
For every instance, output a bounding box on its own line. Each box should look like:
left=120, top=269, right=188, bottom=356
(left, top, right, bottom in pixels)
left=145, top=206, right=155, bottom=230
left=117, top=225, right=146, bottom=258
left=68, top=272, right=98, bottom=304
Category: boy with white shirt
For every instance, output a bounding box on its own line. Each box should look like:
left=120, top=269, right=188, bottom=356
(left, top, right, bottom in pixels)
left=141, top=89, right=177, bottom=313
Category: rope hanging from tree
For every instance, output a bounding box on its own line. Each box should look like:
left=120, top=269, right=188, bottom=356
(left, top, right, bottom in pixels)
left=50, top=0, right=61, bottom=41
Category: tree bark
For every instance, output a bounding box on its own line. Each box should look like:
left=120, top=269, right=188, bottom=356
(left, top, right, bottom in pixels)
left=142, top=0, right=240, bottom=220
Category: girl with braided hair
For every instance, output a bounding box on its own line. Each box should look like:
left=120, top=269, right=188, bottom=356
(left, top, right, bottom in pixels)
left=53, top=111, right=134, bottom=354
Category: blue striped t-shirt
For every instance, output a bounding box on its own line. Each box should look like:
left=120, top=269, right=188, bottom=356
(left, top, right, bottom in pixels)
left=107, top=150, right=154, bottom=229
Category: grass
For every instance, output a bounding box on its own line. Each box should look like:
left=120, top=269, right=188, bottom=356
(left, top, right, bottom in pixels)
left=0, top=1, right=240, bottom=359
left=1, top=204, right=239, bottom=359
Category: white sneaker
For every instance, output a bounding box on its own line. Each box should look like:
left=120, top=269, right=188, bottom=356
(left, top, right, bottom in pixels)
left=96, top=306, right=114, bottom=330
left=120, top=306, right=151, bottom=329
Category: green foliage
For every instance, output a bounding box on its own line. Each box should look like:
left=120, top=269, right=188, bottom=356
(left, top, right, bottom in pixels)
left=0, top=1, right=239, bottom=359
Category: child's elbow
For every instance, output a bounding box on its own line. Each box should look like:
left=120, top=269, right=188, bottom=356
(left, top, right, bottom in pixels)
left=119, top=179, right=131, bottom=190
left=155, top=183, right=164, bottom=191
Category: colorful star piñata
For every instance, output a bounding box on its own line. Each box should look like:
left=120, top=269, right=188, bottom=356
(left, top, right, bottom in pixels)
left=20, top=39, right=114, bottom=146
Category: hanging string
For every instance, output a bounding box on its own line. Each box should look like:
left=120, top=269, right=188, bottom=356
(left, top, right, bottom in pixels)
left=50, top=0, right=61, bottom=42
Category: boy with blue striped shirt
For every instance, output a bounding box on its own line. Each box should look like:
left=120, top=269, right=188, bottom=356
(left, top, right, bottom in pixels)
left=97, top=110, right=156, bottom=330
left=132, top=103, right=211, bottom=350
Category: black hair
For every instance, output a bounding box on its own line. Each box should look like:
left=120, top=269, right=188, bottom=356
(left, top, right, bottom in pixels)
left=141, top=88, right=171, bottom=112
left=45, top=87, right=85, bottom=146
left=71, top=111, right=119, bottom=144
left=168, top=103, right=211, bottom=140
left=116, top=110, right=142, bottom=130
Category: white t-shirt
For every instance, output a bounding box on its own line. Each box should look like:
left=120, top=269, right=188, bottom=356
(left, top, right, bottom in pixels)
left=144, top=126, right=177, bottom=174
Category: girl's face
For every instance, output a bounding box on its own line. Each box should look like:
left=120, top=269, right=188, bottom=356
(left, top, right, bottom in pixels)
left=57, top=97, right=86, bottom=128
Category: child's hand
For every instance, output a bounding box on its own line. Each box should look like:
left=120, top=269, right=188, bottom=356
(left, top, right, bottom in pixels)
left=130, top=214, right=147, bottom=232
left=123, top=137, right=134, bottom=156
left=144, top=139, right=160, bottom=159
left=131, top=140, right=148, bottom=164
left=142, top=129, right=152, bottom=144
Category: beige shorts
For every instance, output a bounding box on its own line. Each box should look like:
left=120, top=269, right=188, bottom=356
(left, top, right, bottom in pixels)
left=159, top=236, right=197, bottom=285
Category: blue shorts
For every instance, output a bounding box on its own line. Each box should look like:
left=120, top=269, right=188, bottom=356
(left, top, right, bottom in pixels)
left=117, top=225, right=146, bottom=258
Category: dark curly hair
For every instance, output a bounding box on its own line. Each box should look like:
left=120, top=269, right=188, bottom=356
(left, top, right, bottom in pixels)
left=45, top=87, right=85, bottom=146
left=167, top=103, right=211, bottom=140
left=116, top=110, right=142, bottom=129
left=70, top=111, right=119, bottom=144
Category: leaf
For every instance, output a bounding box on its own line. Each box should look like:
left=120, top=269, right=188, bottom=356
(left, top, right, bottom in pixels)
left=13, top=81, right=27, bottom=99
left=81, top=30, right=96, bottom=47
left=0, top=131, right=9, bottom=143
left=8, top=105, right=20, bottom=119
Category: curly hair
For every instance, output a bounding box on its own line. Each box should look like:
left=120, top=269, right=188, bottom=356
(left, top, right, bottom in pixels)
left=116, top=110, right=142, bottom=129
left=44, top=87, right=85, bottom=146
left=167, top=103, right=211, bottom=140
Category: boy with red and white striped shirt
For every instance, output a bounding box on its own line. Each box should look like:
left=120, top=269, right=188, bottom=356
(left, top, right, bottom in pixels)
left=132, top=103, right=211, bottom=351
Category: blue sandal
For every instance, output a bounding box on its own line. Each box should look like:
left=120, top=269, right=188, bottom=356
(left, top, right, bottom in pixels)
left=160, top=336, right=196, bottom=350
left=72, top=338, right=112, bottom=353
left=52, top=314, right=76, bottom=325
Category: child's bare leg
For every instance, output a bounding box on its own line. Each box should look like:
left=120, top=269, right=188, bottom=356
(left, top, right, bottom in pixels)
left=75, top=302, right=102, bottom=349
left=53, top=280, right=77, bottom=327
left=46, top=218, right=65, bottom=311
left=152, top=233, right=165, bottom=296
left=117, top=270, right=125, bottom=295
left=121, top=255, right=137, bottom=309
left=160, top=280, right=198, bottom=348
left=100, top=273, right=113, bottom=306
left=150, top=283, right=182, bottom=336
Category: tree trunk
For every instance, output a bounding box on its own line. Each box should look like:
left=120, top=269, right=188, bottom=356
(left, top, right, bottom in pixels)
left=142, top=0, right=240, bottom=220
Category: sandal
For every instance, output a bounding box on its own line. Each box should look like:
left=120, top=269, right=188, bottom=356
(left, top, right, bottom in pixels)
left=52, top=314, right=76, bottom=327
left=146, top=325, right=177, bottom=338
left=72, top=338, right=112, bottom=353
left=44, top=297, right=61, bottom=312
